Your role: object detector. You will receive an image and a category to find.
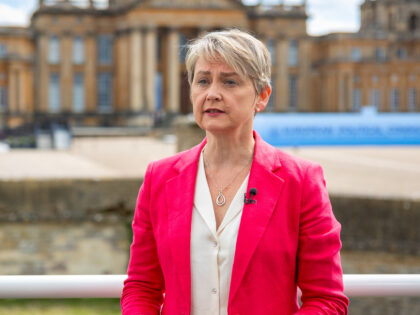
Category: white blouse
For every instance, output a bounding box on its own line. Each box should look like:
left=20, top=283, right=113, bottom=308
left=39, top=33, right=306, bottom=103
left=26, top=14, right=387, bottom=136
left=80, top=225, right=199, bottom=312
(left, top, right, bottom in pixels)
left=190, top=151, right=249, bottom=315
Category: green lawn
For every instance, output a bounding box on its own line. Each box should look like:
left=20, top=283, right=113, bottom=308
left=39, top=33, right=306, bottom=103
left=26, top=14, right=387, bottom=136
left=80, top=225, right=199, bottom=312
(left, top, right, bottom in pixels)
left=0, top=299, right=121, bottom=315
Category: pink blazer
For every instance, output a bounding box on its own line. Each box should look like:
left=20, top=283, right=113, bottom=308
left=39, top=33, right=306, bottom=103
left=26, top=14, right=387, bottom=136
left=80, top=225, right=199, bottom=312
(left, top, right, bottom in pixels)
left=121, top=131, right=349, bottom=315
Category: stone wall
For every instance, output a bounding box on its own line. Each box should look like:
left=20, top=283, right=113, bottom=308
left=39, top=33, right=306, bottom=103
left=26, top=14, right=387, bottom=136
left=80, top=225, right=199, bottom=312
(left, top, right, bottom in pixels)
left=0, top=178, right=140, bottom=275
left=0, top=179, right=140, bottom=222
left=331, top=196, right=420, bottom=255
left=1, top=178, right=420, bottom=275
left=0, top=222, right=129, bottom=275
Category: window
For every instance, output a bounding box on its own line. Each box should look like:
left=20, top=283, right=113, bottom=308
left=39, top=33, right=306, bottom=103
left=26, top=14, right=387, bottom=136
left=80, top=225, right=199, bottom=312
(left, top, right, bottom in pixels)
left=375, top=48, right=386, bottom=61
left=397, top=48, right=407, bottom=59
left=156, top=33, right=162, bottom=62
left=73, top=36, right=84, bottom=64
left=0, top=86, right=7, bottom=110
left=388, top=12, right=394, bottom=30
left=73, top=73, right=84, bottom=112
left=267, top=38, right=275, bottom=65
left=370, top=88, right=380, bottom=109
left=97, top=72, right=112, bottom=111
left=288, top=40, right=298, bottom=66
left=49, top=73, right=60, bottom=112
left=351, top=48, right=362, bottom=61
left=155, top=72, right=162, bottom=111
left=372, top=75, right=379, bottom=84
left=409, top=14, right=418, bottom=32
left=0, top=43, right=7, bottom=57
left=408, top=88, right=417, bottom=111
left=389, top=88, right=399, bottom=112
left=49, top=35, right=60, bottom=64
left=289, top=75, right=298, bottom=111
left=353, top=75, right=360, bottom=84
left=353, top=89, right=361, bottom=112
left=179, top=33, right=188, bottom=63
left=97, top=35, right=113, bottom=65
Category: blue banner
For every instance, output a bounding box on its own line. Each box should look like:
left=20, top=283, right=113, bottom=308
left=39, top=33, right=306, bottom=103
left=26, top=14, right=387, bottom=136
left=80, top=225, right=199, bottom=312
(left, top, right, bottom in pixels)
left=254, top=107, right=420, bottom=146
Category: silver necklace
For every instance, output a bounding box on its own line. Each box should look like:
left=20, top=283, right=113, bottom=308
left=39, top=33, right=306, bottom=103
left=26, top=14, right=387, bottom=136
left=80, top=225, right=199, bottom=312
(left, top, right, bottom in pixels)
left=203, top=149, right=252, bottom=207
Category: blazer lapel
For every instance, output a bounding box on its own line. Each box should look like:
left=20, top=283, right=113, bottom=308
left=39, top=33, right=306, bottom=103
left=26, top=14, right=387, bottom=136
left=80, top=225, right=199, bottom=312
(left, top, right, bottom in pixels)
left=229, top=132, right=285, bottom=303
left=166, top=140, right=206, bottom=308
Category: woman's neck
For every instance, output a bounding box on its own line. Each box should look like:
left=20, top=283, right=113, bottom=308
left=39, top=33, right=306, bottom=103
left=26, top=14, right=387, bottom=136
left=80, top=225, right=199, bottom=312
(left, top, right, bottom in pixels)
left=204, top=130, right=255, bottom=168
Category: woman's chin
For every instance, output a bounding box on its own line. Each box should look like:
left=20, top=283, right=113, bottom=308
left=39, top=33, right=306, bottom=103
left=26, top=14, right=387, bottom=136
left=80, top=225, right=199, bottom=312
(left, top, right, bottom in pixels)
left=203, top=123, right=232, bottom=134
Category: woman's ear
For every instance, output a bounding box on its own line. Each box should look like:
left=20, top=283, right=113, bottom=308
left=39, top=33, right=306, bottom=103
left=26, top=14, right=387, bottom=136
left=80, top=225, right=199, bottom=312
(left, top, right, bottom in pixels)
left=255, top=85, right=272, bottom=112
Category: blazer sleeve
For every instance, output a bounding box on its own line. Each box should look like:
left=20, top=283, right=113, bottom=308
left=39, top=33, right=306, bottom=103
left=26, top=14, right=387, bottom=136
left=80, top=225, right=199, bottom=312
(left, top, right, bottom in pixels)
left=294, top=163, right=349, bottom=315
left=121, top=162, right=165, bottom=315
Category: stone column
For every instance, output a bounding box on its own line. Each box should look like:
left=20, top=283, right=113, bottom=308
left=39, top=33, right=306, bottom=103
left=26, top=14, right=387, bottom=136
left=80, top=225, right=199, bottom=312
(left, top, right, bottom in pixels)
left=275, top=38, right=289, bottom=111
left=361, top=73, right=368, bottom=108
left=7, top=67, right=16, bottom=112
left=166, top=28, right=180, bottom=113
left=338, top=72, right=346, bottom=112
left=85, top=33, right=97, bottom=112
left=144, top=26, right=157, bottom=113
left=116, top=32, right=129, bottom=111
left=37, top=33, right=49, bottom=112
left=298, top=39, right=311, bottom=111
left=348, top=71, right=354, bottom=111
left=18, top=67, right=26, bottom=113
left=129, top=28, right=143, bottom=112
left=61, top=33, right=73, bottom=112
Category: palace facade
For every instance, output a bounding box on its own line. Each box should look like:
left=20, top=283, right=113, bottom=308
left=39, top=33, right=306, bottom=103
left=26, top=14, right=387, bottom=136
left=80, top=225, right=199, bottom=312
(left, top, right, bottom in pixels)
left=0, top=0, right=419, bottom=129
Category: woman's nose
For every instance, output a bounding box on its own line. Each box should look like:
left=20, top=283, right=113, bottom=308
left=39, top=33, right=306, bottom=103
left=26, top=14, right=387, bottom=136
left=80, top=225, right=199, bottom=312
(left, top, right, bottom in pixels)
left=206, top=83, right=222, bottom=101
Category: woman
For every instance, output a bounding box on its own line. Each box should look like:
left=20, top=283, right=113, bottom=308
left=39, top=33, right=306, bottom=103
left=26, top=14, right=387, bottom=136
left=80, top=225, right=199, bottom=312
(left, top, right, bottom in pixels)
left=121, top=29, right=348, bottom=315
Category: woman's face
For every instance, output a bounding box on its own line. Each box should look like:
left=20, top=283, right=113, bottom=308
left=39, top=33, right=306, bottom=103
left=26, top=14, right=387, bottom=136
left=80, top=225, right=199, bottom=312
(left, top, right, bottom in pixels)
left=190, top=56, right=270, bottom=136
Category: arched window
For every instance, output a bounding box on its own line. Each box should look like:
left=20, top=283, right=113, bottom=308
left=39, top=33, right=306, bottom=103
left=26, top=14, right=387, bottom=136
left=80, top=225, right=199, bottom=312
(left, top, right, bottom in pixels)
left=409, top=14, right=418, bottom=32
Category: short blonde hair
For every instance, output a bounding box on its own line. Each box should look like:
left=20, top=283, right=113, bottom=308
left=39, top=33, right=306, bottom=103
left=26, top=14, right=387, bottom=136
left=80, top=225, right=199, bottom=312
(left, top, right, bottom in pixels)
left=185, top=29, right=271, bottom=95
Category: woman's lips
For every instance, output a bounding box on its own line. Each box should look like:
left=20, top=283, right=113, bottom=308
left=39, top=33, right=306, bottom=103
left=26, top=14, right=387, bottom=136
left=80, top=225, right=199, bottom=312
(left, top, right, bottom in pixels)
left=205, top=108, right=224, bottom=114
left=205, top=109, right=224, bottom=117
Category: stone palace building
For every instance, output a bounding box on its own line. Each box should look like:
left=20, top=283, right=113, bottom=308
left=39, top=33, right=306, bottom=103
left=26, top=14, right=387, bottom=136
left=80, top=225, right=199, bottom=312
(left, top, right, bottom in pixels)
left=0, top=0, right=419, bottom=129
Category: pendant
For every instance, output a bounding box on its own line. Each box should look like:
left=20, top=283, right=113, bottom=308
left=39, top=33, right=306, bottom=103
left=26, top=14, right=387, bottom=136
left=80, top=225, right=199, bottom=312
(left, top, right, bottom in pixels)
left=215, top=191, right=226, bottom=206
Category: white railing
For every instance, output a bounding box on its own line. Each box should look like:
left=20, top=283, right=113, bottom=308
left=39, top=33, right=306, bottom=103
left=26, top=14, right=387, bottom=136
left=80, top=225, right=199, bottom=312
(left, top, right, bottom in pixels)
left=0, top=274, right=419, bottom=299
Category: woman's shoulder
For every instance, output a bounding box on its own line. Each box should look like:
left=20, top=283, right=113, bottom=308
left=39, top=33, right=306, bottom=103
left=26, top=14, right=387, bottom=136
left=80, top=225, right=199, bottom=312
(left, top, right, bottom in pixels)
left=146, top=143, right=202, bottom=177
left=277, top=148, right=318, bottom=168
left=269, top=145, right=323, bottom=181
left=256, top=133, right=320, bottom=176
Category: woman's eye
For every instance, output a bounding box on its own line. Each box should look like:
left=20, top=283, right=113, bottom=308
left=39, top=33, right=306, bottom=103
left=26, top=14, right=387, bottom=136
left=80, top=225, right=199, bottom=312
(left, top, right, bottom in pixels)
left=225, top=79, right=237, bottom=86
left=197, top=78, right=208, bottom=85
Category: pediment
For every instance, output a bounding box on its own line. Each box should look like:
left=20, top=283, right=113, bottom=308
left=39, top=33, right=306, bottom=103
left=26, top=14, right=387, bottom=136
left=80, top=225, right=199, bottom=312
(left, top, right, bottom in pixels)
left=137, top=0, right=245, bottom=10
